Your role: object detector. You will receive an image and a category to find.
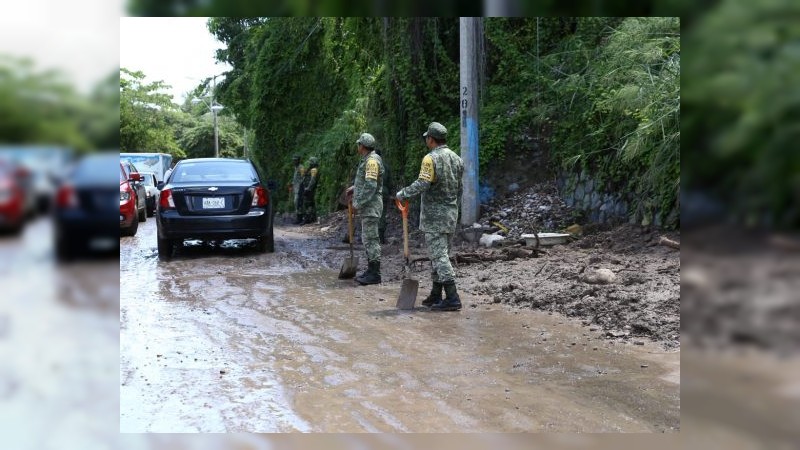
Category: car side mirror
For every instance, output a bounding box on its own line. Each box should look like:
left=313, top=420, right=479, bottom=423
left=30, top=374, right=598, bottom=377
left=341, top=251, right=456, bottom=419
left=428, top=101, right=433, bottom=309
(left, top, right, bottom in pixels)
left=129, top=172, right=143, bottom=182
left=156, top=181, right=165, bottom=190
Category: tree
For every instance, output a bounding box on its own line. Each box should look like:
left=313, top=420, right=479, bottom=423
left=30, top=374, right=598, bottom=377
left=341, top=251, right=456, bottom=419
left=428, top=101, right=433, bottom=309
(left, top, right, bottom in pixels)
left=119, top=68, right=183, bottom=156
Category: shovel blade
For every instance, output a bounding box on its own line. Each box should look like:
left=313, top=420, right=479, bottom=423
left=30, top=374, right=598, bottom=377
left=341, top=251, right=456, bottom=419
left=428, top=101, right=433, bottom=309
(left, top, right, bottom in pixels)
left=338, top=257, right=359, bottom=279
left=396, top=278, right=419, bottom=309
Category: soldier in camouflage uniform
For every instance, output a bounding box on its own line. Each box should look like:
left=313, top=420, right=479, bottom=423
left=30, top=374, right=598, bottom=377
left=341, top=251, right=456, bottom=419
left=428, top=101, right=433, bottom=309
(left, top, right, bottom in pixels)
left=349, top=133, right=385, bottom=285
left=396, top=122, right=464, bottom=311
left=301, top=156, right=320, bottom=224
left=291, top=155, right=306, bottom=224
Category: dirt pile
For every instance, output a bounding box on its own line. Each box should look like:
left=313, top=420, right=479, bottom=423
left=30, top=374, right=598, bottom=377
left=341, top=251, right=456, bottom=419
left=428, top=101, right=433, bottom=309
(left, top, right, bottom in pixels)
left=477, top=180, right=577, bottom=238
left=304, top=191, right=680, bottom=349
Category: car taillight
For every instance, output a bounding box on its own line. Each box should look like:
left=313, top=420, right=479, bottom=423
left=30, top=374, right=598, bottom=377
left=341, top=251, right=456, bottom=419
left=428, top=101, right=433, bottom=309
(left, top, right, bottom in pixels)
left=58, top=185, right=78, bottom=208
left=159, top=188, right=175, bottom=209
left=251, top=186, right=268, bottom=207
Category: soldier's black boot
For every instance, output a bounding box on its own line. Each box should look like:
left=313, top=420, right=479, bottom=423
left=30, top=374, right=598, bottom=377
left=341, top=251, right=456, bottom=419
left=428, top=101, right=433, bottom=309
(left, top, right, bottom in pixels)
left=355, top=261, right=381, bottom=285
left=431, top=281, right=462, bottom=311
left=421, top=282, right=443, bottom=307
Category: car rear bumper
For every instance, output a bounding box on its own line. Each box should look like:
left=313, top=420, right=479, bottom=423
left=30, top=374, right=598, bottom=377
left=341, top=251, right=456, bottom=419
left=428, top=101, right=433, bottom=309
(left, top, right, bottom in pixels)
left=157, top=209, right=271, bottom=240
left=55, top=209, right=119, bottom=238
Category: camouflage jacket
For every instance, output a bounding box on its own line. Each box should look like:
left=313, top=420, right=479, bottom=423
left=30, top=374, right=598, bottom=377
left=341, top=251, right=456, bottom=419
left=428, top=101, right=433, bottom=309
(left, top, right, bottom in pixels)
left=292, top=164, right=305, bottom=192
left=303, top=166, right=319, bottom=193
left=352, top=151, right=384, bottom=218
left=400, top=145, right=464, bottom=233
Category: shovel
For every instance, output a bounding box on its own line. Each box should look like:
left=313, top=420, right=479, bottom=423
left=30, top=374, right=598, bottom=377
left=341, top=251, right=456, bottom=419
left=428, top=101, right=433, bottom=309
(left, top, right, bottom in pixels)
left=395, top=199, right=419, bottom=309
left=338, top=200, right=358, bottom=279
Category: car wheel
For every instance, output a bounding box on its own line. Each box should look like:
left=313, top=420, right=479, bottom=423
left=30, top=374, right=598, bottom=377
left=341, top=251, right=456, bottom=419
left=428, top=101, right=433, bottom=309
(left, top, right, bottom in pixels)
left=55, top=236, right=73, bottom=262
left=157, top=236, right=174, bottom=260
left=258, top=229, right=275, bottom=253
left=122, top=212, right=139, bottom=236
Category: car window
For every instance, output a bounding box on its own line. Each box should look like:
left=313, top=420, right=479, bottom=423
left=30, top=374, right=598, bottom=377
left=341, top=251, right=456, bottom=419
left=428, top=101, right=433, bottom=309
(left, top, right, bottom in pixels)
left=141, top=174, right=155, bottom=186
left=170, top=162, right=257, bottom=183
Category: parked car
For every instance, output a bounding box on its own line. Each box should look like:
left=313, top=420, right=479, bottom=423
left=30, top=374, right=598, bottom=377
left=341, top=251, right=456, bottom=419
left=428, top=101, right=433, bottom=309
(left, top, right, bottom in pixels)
left=120, top=159, right=147, bottom=223
left=52, top=153, right=123, bottom=260
left=0, top=160, right=25, bottom=235
left=156, top=158, right=274, bottom=259
left=139, top=171, right=159, bottom=217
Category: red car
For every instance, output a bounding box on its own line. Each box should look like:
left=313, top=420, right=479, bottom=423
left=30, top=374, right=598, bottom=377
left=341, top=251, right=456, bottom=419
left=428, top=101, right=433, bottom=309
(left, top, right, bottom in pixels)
left=0, top=160, right=25, bottom=235
left=120, top=161, right=141, bottom=235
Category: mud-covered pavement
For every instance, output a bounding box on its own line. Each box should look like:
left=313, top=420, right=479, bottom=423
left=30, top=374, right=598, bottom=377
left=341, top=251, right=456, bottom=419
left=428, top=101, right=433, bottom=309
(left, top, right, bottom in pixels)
left=120, top=218, right=679, bottom=432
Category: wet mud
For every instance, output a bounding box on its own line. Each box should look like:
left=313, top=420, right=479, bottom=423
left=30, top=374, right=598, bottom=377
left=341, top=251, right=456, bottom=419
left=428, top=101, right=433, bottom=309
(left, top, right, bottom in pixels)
left=120, top=219, right=679, bottom=432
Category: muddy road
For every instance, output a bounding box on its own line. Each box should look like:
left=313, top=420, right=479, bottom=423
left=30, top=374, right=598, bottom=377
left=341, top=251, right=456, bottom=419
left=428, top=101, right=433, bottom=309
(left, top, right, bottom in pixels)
left=120, top=218, right=679, bottom=433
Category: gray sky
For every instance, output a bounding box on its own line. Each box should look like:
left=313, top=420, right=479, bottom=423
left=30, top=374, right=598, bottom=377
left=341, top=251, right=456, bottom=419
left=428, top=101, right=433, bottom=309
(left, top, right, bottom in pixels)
left=0, top=0, right=124, bottom=93
left=121, top=17, right=232, bottom=103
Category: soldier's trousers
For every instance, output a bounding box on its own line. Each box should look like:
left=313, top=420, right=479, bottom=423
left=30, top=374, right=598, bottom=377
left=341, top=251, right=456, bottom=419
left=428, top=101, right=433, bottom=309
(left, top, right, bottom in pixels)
left=293, top=191, right=302, bottom=214
left=302, top=191, right=316, bottom=219
left=361, top=216, right=381, bottom=263
left=424, top=232, right=455, bottom=283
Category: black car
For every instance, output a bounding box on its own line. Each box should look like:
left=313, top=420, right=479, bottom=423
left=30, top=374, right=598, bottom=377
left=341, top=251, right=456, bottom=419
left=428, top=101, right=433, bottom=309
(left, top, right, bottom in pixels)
left=53, top=153, right=121, bottom=261
left=155, top=158, right=274, bottom=259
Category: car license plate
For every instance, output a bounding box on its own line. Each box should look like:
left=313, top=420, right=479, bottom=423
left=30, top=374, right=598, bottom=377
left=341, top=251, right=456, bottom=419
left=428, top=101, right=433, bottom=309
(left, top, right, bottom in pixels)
left=202, top=197, right=225, bottom=209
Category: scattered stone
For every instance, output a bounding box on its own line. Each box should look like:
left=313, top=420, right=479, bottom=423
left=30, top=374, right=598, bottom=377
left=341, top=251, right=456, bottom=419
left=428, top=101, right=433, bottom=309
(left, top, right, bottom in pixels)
left=584, top=268, right=616, bottom=284
left=479, top=233, right=506, bottom=248
left=634, top=341, right=645, bottom=345
left=220, top=369, right=227, bottom=374
left=641, top=364, right=649, bottom=368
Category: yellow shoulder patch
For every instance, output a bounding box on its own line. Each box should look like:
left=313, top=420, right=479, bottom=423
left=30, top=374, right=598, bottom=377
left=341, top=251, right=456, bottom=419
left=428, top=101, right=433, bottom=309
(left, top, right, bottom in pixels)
left=365, top=158, right=379, bottom=181
left=418, top=154, right=435, bottom=182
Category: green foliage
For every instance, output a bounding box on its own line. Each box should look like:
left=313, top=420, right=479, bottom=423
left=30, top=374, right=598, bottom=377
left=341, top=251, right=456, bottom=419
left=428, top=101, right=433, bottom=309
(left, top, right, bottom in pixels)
left=0, top=55, right=112, bottom=152
left=120, top=68, right=183, bottom=156
left=208, top=17, right=680, bottom=228
left=683, top=0, right=800, bottom=227
left=483, top=17, right=680, bottom=228
left=212, top=17, right=461, bottom=214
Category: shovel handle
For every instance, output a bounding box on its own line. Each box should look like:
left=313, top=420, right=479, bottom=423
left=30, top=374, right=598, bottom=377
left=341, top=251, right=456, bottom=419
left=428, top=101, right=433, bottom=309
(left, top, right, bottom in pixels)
left=396, top=199, right=410, bottom=259
left=395, top=198, right=409, bottom=218
left=347, top=201, right=354, bottom=246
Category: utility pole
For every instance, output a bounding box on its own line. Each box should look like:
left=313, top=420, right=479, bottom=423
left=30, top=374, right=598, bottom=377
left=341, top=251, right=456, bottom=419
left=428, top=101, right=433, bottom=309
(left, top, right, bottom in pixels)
left=212, top=75, right=219, bottom=158
left=460, top=17, right=481, bottom=226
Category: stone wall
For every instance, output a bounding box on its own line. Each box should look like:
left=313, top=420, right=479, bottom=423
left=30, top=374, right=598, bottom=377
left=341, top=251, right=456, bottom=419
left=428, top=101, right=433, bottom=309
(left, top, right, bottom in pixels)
left=557, top=169, right=676, bottom=228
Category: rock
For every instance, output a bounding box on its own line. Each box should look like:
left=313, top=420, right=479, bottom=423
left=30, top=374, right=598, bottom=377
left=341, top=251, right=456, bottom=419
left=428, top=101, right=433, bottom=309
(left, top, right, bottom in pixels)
left=584, top=268, right=616, bottom=284
left=321, top=226, right=331, bottom=232
left=508, top=183, right=520, bottom=192
left=479, top=233, right=505, bottom=248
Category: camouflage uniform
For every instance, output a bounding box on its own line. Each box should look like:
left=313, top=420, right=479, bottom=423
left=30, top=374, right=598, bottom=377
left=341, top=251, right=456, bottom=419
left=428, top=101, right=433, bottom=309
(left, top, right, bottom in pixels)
left=301, top=157, right=320, bottom=224
left=292, top=160, right=305, bottom=222
left=352, top=138, right=385, bottom=263
left=376, top=150, right=391, bottom=244
left=397, top=123, right=464, bottom=284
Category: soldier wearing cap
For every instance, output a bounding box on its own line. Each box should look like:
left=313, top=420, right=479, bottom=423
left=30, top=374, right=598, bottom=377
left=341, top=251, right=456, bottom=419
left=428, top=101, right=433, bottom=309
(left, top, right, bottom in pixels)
left=291, top=155, right=306, bottom=224
left=396, top=122, right=464, bottom=311
left=348, top=132, right=385, bottom=285
left=301, top=156, right=320, bottom=224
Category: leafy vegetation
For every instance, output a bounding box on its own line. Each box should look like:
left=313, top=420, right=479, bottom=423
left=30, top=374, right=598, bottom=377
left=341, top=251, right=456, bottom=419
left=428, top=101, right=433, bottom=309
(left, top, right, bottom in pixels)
left=0, top=55, right=117, bottom=153
left=210, top=17, right=680, bottom=227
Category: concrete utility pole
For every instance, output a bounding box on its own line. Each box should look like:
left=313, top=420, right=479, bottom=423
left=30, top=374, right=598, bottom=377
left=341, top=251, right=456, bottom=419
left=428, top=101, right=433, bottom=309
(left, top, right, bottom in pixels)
left=460, top=17, right=481, bottom=226
left=212, top=75, right=219, bottom=158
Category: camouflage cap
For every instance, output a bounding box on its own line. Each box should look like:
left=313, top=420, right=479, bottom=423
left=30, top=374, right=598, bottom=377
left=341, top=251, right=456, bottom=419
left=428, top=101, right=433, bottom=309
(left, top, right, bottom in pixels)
left=356, top=132, right=376, bottom=148
left=308, top=156, right=319, bottom=166
left=423, top=122, right=447, bottom=140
